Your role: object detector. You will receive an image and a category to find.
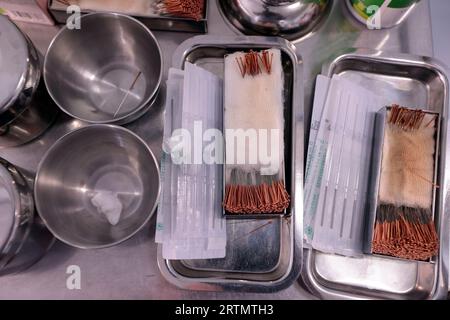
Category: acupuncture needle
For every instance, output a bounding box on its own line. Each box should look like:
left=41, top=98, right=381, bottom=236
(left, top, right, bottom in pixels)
left=323, top=90, right=348, bottom=229
left=113, top=71, right=142, bottom=118
left=305, top=80, right=338, bottom=223
left=340, top=100, right=359, bottom=238
left=320, top=90, right=343, bottom=227
left=352, top=105, right=376, bottom=240
left=169, top=98, right=176, bottom=239
left=350, top=107, right=370, bottom=239
left=330, top=92, right=351, bottom=229
left=206, top=76, right=215, bottom=238
left=172, top=76, right=185, bottom=240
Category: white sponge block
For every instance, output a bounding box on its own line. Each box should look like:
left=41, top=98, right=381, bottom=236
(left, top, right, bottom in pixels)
left=224, top=48, right=285, bottom=175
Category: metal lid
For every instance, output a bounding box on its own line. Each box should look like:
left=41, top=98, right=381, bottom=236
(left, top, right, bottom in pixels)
left=218, top=0, right=331, bottom=41
left=0, top=15, right=29, bottom=112
left=0, top=164, right=16, bottom=251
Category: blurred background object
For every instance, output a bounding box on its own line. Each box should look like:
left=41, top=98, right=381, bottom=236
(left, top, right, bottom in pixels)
left=431, top=1, right=450, bottom=67
left=0, top=0, right=54, bottom=25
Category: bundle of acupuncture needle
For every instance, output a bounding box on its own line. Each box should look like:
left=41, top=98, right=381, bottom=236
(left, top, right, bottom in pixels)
left=372, top=105, right=439, bottom=261
left=155, top=0, right=205, bottom=20
left=56, top=0, right=153, bottom=14
left=57, top=0, right=205, bottom=20
left=223, top=49, right=290, bottom=215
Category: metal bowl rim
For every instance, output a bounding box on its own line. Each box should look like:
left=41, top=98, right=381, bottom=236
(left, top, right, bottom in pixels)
left=0, top=16, right=42, bottom=127
left=0, top=16, right=30, bottom=112
left=0, top=162, right=22, bottom=255
left=34, top=124, right=161, bottom=249
left=43, top=12, right=163, bottom=125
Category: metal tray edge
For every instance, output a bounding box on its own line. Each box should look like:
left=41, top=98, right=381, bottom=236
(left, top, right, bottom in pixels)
left=47, top=0, right=208, bottom=33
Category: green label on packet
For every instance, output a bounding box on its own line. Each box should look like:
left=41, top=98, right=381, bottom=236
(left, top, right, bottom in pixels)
left=305, top=0, right=328, bottom=4
left=350, top=0, right=418, bottom=18
left=387, top=0, right=418, bottom=8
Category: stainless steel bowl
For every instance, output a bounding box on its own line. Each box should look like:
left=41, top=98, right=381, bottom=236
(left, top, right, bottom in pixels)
left=34, top=125, right=160, bottom=249
left=0, top=16, right=58, bottom=147
left=44, top=13, right=162, bottom=125
left=217, top=0, right=332, bottom=42
left=0, top=158, right=54, bottom=276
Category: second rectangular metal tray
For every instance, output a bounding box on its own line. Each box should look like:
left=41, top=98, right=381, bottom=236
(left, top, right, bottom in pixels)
left=365, top=106, right=441, bottom=261
left=157, top=36, right=304, bottom=292
left=301, top=48, right=449, bottom=300
left=48, top=0, right=208, bottom=33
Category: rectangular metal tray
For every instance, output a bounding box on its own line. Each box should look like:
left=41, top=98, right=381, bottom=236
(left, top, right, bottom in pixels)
left=301, top=48, right=449, bottom=299
left=365, top=107, right=441, bottom=260
left=47, top=0, right=208, bottom=33
left=222, top=48, right=289, bottom=220
left=157, top=36, right=304, bottom=292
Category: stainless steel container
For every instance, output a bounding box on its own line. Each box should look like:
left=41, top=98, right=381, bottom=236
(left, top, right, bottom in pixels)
left=48, top=0, right=209, bottom=33
left=0, top=16, right=58, bottom=148
left=217, top=0, right=332, bottom=42
left=44, top=13, right=163, bottom=125
left=301, top=49, right=449, bottom=300
left=34, top=125, right=161, bottom=249
left=0, top=158, right=54, bottom=276
left=365, top=107, right=440, bottom=259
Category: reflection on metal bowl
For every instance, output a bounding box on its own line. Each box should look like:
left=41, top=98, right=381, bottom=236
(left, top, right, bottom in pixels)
left=0, top=16, right=58, bottom=148
left=44, top=12, right=163, bottom=125
left=217, top=0, right=332, bottom=42
left=0, top=158, right=55, bottom=276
